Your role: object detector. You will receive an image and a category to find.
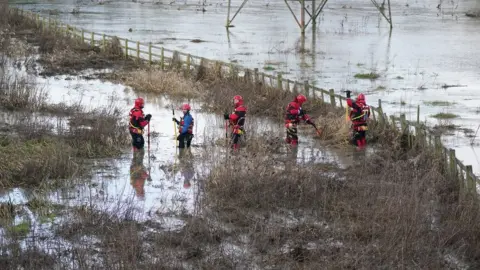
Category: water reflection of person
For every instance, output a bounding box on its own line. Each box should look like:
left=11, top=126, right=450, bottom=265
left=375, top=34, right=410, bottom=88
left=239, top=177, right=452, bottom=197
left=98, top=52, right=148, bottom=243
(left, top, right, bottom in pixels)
left=130, top=148, right=151, bottom=199
left=178, top=148, right=195, bottom=189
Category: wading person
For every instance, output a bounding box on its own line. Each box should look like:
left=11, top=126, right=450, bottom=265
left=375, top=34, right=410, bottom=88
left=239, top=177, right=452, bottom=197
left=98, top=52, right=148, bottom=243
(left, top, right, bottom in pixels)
left=284, top=94, right=317, bottom=146
left=345, top=90, right=371, bottom=150
left=173, top=103, right=194, bottom=149
left=129, top=97, right=152, bottom=151
left=224, top=95, right=247, bottom=151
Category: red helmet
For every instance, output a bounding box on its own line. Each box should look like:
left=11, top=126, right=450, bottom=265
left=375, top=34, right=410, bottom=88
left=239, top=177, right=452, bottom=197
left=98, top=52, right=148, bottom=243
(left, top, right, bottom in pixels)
left=357, top=93, right=365, bottom=104
left=233, top=95, right=243, bottom=107
left=180, top=103, right=191, bottom=111
left=295, top=94, right=307, bottom=105
left=135, top=97, right=144, bottom=108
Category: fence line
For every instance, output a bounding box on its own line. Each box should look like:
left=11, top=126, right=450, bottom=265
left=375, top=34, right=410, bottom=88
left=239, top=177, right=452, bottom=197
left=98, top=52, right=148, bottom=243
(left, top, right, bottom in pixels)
left=11, top=7, right=479, bottom=198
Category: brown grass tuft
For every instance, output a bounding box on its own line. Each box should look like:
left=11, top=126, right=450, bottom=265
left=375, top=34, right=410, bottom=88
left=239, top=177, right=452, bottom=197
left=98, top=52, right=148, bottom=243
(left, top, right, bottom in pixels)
left=315, top=112, right=351, bottom=146
left=113, top=67, right=203, bottom=98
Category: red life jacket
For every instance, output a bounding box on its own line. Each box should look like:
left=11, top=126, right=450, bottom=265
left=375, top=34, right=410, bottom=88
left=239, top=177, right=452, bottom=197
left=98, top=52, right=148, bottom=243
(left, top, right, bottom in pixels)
left=229, top=105, right=246, bottom=127
left=129, top=107, right=147, bottom=134
left=349, top=103, right=370, bottom=127
left=285, top=101, right=310, bottom=124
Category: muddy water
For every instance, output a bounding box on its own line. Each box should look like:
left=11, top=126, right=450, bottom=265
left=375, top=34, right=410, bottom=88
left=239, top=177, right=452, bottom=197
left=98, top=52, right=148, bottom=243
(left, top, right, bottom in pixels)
left=12, top=0, right=480, bottom=174
left=0, top=70, right=352, bottom=234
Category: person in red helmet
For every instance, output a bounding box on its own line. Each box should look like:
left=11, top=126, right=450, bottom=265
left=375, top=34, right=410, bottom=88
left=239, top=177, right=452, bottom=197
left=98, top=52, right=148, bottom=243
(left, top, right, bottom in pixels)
left=345, top=90, right=371, bottom=150
left=129, top=97, right=152, bottom=151
left=224, top=95, right=247, bottom=151
left=284, top=94, right=317, bottom=146
left=173, top=103, right=194, bottom=149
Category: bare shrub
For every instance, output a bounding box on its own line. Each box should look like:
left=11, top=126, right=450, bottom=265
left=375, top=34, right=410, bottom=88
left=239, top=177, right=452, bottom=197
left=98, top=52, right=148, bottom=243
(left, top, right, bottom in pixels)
left=104, top=36, right=123, bottom=58
left=0, top=74, right=47, bottom=111
left=66, top=105, right=129, bottom=158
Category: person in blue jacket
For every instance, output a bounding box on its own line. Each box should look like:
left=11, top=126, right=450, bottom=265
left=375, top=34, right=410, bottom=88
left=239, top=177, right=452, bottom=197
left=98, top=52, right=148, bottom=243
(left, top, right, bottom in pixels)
left=173, top=103, right=194, bottom=149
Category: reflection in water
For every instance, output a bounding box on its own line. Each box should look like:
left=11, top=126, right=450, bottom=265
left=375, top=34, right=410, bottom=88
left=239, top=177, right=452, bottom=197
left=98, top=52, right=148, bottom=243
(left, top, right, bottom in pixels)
left=177, top=148, right=203, bottom=215
left=130, top=148, right=151, bottom=199
left=178, top=149, right=196, bottom=189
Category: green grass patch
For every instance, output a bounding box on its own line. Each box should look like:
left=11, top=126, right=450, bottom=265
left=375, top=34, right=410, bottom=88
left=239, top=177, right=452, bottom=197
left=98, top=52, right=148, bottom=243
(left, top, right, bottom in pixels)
left=431, top=113, right=459, bottom=119
left=354, top=72, right=380, bottom=80
left=423, top=100, right=456, bottom=107
left=375, top=85, right=386, bottom=90
left=263, top=66, right=275, bottom=71
left=395, top=76, right=404, bottom=79
left=7, top=221, right=31, bottom=237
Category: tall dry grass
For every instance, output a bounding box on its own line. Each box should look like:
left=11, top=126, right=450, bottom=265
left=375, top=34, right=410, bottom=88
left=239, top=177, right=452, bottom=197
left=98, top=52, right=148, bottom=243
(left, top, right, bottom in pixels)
left=0, top=103, right=128, bottom=188
left=110, top=67, right=203, bottom=98
left=4, top=134, right=473, bottom=269
left=200, top=135, right=480, bottom=268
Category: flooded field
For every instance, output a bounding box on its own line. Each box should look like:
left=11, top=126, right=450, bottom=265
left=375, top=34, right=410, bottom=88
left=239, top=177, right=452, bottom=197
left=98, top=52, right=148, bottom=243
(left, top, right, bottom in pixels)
left=0, top=68, right=357, bottom=268
left=2, top=5, right=480, bottom=268
left=12, top=0, right=480, bottom=174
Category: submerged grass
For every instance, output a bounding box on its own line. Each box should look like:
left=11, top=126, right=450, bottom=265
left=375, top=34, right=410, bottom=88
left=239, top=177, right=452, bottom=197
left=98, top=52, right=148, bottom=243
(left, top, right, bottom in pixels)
left=424, top=100, right=456, bottom=107
left=354, top=72, right=380, bottom=80
left=431, top=112, right=459, bottom=119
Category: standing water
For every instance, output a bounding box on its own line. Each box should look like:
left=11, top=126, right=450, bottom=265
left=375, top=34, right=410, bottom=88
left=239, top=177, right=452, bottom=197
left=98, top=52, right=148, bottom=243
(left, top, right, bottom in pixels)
left=12, top=0, right=480, bottom=174
left=0, top=68, right=352, bottom=227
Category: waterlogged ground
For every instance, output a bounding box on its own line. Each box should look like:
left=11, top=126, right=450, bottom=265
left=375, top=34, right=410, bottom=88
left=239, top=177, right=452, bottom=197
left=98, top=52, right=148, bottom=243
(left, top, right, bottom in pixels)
left=12, top=0, right=480, bottom=175
left=0, top=68, right=354, bottom=260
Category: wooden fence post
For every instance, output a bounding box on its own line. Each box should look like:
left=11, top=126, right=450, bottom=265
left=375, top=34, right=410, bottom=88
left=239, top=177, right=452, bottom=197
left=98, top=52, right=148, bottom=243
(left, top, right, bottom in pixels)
left=102, top=34, right=106, bottom=51
left=148, top=43, right=152, bottom=65
left=136, top=41, right=140, bottom=60
left=277, top=74, right=283, bottom=90
left=449, top=149, right=457, bottom=181
left=377, top=99, right=385, bottom=125
left=417, top=105, right=420, bottom=125
left=215, top=61, right=221, bottom=77
left=161, top=47, right=165, bottom=70
left=81, top=29, right=85, bottom=43
left=304, top=81, right=310, bottom=97
left=229, top=63, right=234, bottom=79
left=390, top=115, right=396, bottom=130
left=434, top=135, right=442, bottom=155
left=293, top=82, right=298, bottom=94
left=466, top=165, right=475, bottom=193
left=186, top=54, right=191, bottom=75
left=125, top=39, right=129, bottom=58
left=253, top=68, right=258, bottom=84
left=244, top=69, right=251, bottom=83
left=90, top=32, right=94, bottom=46
left=329, top=89, right=336, bottom=107
left=400, top=114, right=407, bottom=133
